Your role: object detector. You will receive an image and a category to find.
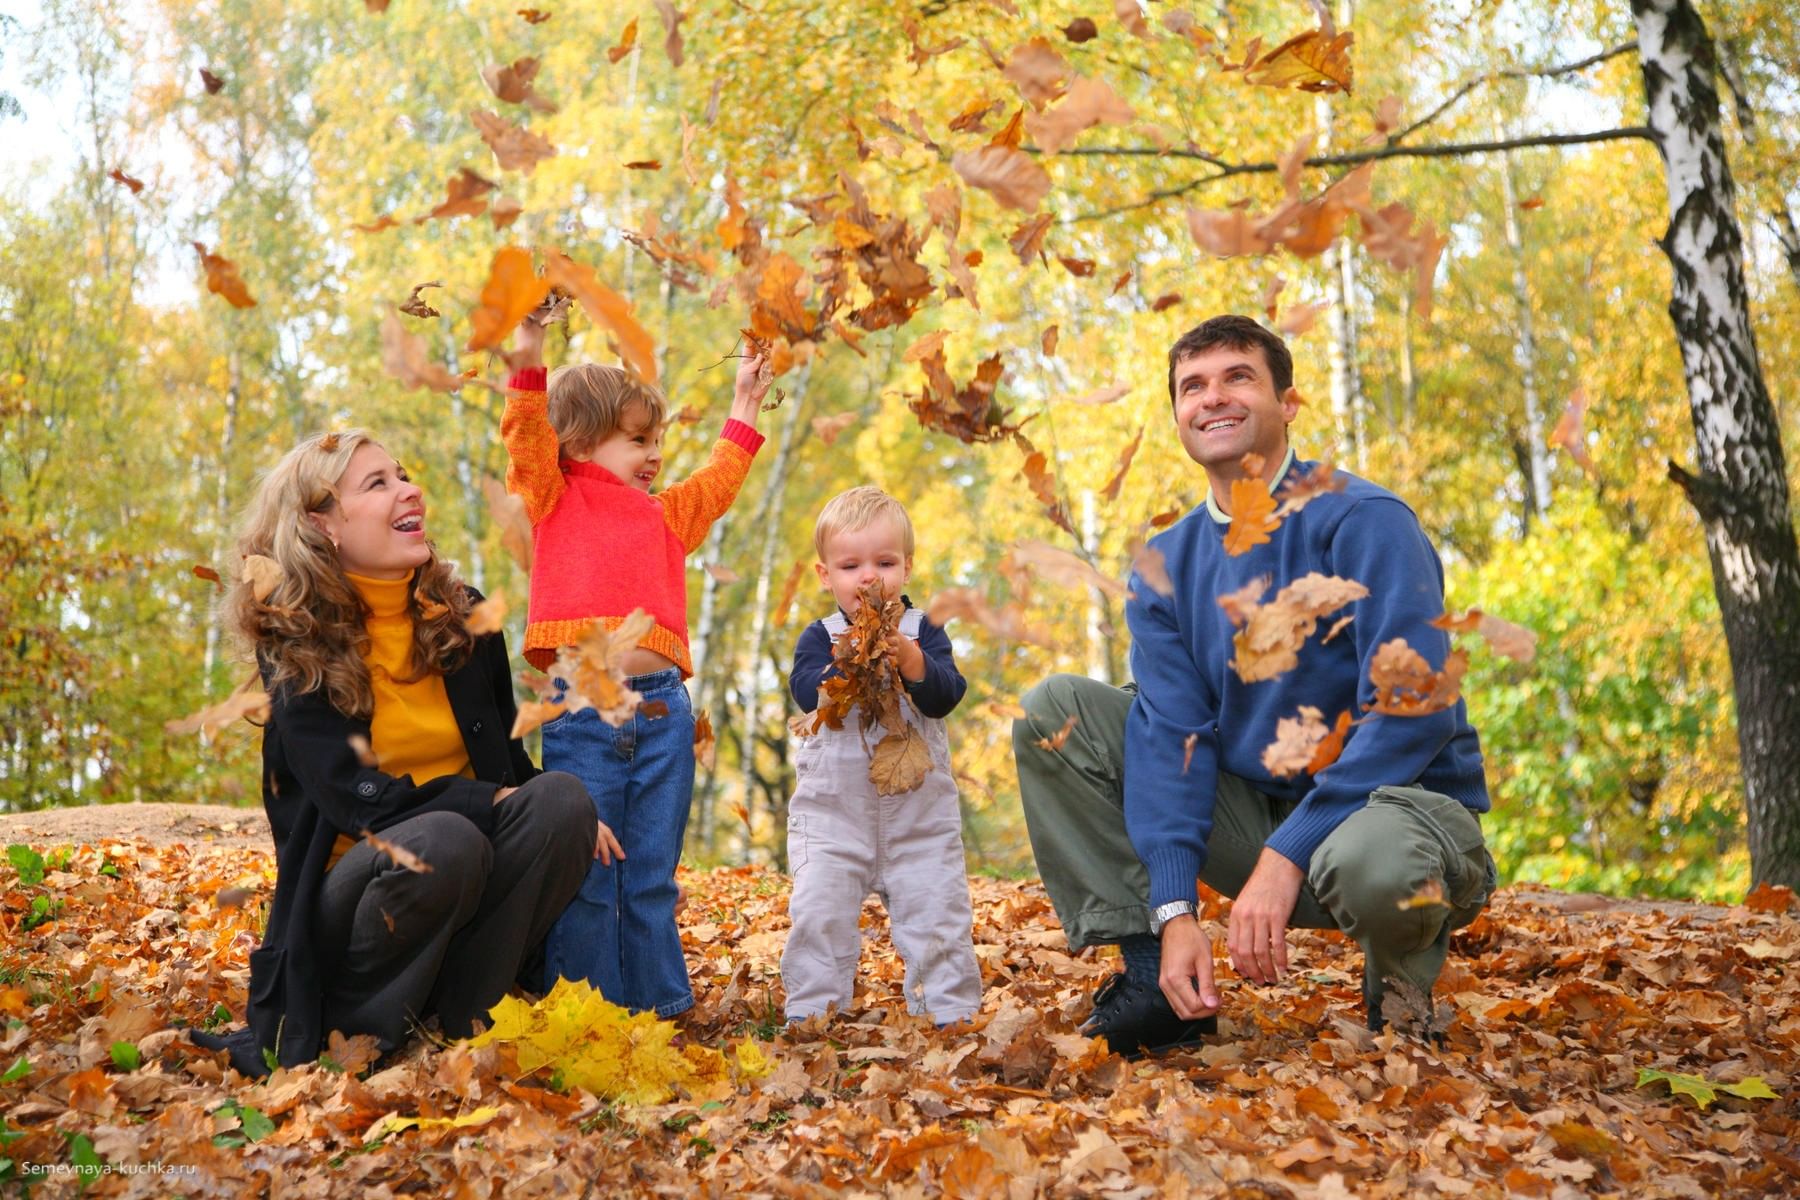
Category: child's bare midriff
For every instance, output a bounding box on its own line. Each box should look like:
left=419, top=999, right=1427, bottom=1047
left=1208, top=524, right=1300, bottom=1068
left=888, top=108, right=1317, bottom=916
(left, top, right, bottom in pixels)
left=619, top=645, right=679, bottom=678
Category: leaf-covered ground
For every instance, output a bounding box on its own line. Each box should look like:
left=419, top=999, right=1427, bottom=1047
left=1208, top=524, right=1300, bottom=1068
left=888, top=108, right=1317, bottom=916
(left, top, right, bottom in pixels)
left=1, top=836, right=1795, bottom=1198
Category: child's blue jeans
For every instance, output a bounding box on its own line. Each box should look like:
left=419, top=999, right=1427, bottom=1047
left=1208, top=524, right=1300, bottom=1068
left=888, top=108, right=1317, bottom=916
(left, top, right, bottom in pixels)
left=540, top=668, right=696, bottom=1017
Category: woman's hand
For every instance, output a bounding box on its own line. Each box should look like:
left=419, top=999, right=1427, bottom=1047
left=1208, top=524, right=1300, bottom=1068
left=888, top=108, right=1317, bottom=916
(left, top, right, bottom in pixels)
left=595, top=821, right=626, bottom=864
left=493, top=786, right=519, bottom=805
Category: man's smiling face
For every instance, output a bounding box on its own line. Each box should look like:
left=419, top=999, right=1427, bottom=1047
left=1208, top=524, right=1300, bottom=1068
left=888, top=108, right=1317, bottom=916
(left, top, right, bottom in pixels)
left=1171, top=342, right=1300, bottom=484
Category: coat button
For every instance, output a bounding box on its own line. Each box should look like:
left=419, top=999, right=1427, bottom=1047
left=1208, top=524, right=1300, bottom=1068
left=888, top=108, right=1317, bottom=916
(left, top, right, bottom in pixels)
left=472, top=720, right=484, bottom=734
left=357, top=781, right=376, bottom=798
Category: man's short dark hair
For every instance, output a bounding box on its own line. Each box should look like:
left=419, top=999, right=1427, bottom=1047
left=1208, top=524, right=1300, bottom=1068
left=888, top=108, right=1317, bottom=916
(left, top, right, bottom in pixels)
left=1166, top=315, right=1295, bottom=403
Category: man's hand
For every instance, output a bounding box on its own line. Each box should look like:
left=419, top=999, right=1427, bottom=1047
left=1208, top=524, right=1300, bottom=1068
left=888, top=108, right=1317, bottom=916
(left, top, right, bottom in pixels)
left=1227, top=847, right=1305, bottom=984
left=885, top=633, right=926, bottom=683
left=729, top=349, right=770, bottom=425
left=1158, top=915, right=1220, bottom=1018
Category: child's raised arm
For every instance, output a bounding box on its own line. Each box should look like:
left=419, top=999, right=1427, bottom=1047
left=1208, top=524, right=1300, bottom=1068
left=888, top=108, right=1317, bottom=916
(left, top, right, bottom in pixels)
left=500, top=308, right=565, bottom=524
left=728, top=349, right=772, bottom=428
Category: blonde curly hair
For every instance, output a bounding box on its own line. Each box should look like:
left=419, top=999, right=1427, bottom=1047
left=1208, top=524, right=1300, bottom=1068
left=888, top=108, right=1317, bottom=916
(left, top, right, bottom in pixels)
left=223, top=429, right=473, bottom=719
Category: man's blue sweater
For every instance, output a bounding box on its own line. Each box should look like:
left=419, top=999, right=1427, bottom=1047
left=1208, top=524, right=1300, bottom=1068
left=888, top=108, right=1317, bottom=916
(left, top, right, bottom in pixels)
left=1125, top=452, right=1489, bottom=909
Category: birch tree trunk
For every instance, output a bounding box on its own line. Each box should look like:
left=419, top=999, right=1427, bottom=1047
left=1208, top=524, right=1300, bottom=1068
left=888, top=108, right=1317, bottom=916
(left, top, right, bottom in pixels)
left=1498, top=143, right=1553, bottom=524
left=1633, top=0, right=1800, bottom=888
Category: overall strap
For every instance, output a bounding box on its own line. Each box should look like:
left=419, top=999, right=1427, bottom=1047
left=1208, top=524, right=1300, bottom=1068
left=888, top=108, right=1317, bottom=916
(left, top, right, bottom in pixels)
left=898, top=607, right=925, bottom=639
left=822, top=612, right=851, bottom=638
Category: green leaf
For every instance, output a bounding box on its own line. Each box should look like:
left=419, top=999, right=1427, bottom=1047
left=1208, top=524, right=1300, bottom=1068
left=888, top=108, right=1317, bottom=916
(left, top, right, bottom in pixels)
left=1720, top=1077, right=1779, bottom=1102
left=1637, top=1068, right=1718, bottom=1109
left=0, top=1057, right=27, bottom=1084
left=109, top=1041, right=141, bottom=1072
left=6, top=845, right=44, bottom=887
left=262, top=1047, right=280, bottom=1074
left=238, top=1104, right=274, bottom=1142
left=64, top=1130, right=102, bottom=1191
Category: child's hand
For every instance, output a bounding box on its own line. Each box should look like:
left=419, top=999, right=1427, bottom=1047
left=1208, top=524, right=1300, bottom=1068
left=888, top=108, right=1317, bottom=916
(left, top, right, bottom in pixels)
left=595, top=821, right=627, bottom=864
left=886, top=633, right=926, bottom=684
left=507, top=295, right=568, bottom=372
left=730, top=348, right=771, bottom=423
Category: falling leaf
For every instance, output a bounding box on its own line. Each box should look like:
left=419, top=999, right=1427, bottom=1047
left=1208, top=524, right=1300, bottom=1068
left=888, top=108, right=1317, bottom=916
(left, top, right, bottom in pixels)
left=1223, top=475, right=1281, bottom=556
left=607, top=17, right=639, bottom=63
left=415, top=589, right=449, bottom=620
left=1162, top=9, right=1215, bottom=50
left=1002, top=38, right=1072, bottom=106
left=1396, top=879, right=1449, bottom=909
left=1182, top=732, right=1199, bottom=773
left=693, top=710, right=716, bottom=770
left=548, top=611, right=656, bottom=726
left=1061, top=17, right=1099, bottom=42
left=1058, top=255, right=1096, bottom=276
left=653, top=0, right=685, bottom=67
left=951, top=144, right=1052, bottom=212
left=1430, top=608, right=1538, bottom=665
left=1129, top=539, right=1175, bottom=596
left=464, top=246, right=550, bottom=354
left=518, top=7, right=552, bottom=22
left=380, top=314, right=465, bottom=394
left=1024, top=74, right=1135, bottom=154
left=347, top=734, right=379, bottom=768
left=1230, top=27, right=1355, bottom=93
left=414, top=167, right=498, bottom=224
left=199, top=68, right=225, bottom=94
left=1272, top=458, right=1345, bottom=518
left=1222, top=572, right=1368, bottom=682
left=108, top=168, right=144, bottom=194
left=624, top=160, right=662, bottom=170
left=355, top=214, right=401, bottom=234
left=1113, top=0, right=1150, bottom=38
left=192, top=564, right=222, bottom=587
left=1034, top=714, right=1079, bottom=751
left=1549, top=385, right=1595, bottom=473
left=1186, top=206, right=1276, bottom=258
left=1276, top=301, right=1329, bottom=335
left=772, top=560, right=809, bottom=627
left=1262, top=705, right=1329, bottom=777
left=467, top=594, right=507, bottom=635
left=869, top=726, right=931, bottom=796
left=1322, top=614, right=1353, bottom=643
left=1369, top=639, right=1469, bottom=715
left=926, top=587, right=1054, bottom=647
left=481, top=56, right=557, bottom=114
left=397, top=281, right=442, bottom=319
left=192, top=243, right=256, bottom=308
left=1100, top=425, right=1144, bottom=503
left=703, top=563, right=740, bottom=584
left=242, top=554, right=282, bottom=602
left=903, top=329, right=951, bottom=363
left=511, top=699, right=567, bottom=738
left=1060, top=383, right=1129, bottom=407
left=1008, top=540, right=1126, bottom=599
left=1520, top=196, right=1545, bottom=211
left=165, top=682, right=271, bottom=737
left=469, top=109, right=557, bottom=174
left=542, top=249, right=659, bottom=384
left=811, top=412, right=858, bottom=445
left=1018, top=444, right=1075, bottom=535
left=1151, top=292, right=1182, bottom=312
left=1009, top=212, right=1055, bottom=263
left=1040, top=324, right=1059, bottom=356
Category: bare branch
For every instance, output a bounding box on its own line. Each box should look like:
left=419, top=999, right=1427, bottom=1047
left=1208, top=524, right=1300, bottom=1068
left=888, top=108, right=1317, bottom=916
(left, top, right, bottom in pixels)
left=1389, top=42, right=1640, bottom=146
left=1064, top=127, right=1659, bottom=223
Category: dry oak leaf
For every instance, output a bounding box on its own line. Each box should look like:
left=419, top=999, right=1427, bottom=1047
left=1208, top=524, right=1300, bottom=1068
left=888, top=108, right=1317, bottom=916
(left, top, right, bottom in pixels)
left=1162, top=9, right=1215, bottom=50
left=1186, top=205, right=1277, bottom=258
left=1231, top=27, right=1355, bottom=93
left=466, top=593, right=507, bottom=635
left=470, top=109, right=557, bottom=174
left=1129, top=539, right=1175, bottom=597
left=192, top=563, right=223, bottom=587
left=624, top=159, right=662, bottom=170
left=1024, top=74, right=1135, bottom=154
left=511, top=699, right=567, bottom=739
left=415, top=588, right=450, bottom=620
left=481, top=56, right=557, bottom=113
left=811, top=411, right=858, bottom=445
left=397, top=280, right=442, bottom=319
left=108, top=168, right=144, bottom=194
left=1223, top=572, right=1368, bottom=683
left=693, top=710, right=716, bottom=770
left=1035, top=714, right=1079, bottom=751
left=653, top=0, right=685, bottom=67
left=542, top=248, right=659, bottom=384
left=414, top=167, right=498, bottom=224
left=903, top=329, right=951, bottom=363
left=952, top=144, right=1052, bottom=212
left=1430, top=607, right=1537, bottom=664
left=1273, top=458, right=1345, bottom=517
left=242, top=553, right=283, bottom=602
left=1058, top=255, right=1096, bottom=277
left=550, top=610, right=657, bottom=726
left=1223, top=477, right=1281, bottom=556
left=1369, top=638, right=1469, bottom=715
left=870, top=726, right=931, bottom=796
left=380, top=314, right=464, bottom=394
left=1277, top=300, right=1330, bottom=335
left=1018, top=445, right=1075, bottom=535
left=1262, top=704, right=1329, bottom=777
left=348, top=733, right=379, bottom=768
left=362, top=830, right=432, bottom=873
left=1009, top=212, right=1055, bottom=264
left=607, top=17, right=639, bottom=63
left=193, top=242, right=256, bottom=308
left=1040, top=323, right=1059, bottom=356
left=1743, top=882, right=1795, bottom=914
left=1008, top=540, right=1126, bottom=598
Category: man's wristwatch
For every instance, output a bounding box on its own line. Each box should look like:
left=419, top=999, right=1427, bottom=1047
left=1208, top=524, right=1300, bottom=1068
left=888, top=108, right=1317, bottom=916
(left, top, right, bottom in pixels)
left=1149, top=900, right=1197, bottom=935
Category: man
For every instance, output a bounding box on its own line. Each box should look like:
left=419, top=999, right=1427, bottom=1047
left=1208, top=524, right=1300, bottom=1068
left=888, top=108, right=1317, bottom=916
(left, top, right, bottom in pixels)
left=1014, top=315, right=1493, bottom=1055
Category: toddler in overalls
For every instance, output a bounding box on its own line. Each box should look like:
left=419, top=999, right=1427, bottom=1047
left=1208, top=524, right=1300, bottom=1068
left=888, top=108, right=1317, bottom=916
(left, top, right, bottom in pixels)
left=782, top=486, right=982, bottom=1025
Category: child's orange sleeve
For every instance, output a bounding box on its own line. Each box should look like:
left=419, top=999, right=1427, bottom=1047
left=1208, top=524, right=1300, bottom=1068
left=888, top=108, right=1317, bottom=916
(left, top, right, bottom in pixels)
left=501, top=368, right=565, bottom=525
left=657, top=419, right=765, bottom=552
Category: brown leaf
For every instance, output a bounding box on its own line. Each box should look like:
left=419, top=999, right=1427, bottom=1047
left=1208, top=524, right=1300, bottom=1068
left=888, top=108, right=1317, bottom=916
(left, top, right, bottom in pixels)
left=1062, top=17, right=1099, bottom=42
left=772, top=560, right=809, bottom=627
left=1369, top=640, right=1469, bottom=715
left=653, top=0, right=685, bottom=67
left=1034, top=714, right=1079, bottom=751
left=193, top=564, right=223, bottom=587
left=693, top=710, right=716, bottom=770
left=927, top=587, right=1054, bottom=647
left=511, top=699, right=567, bottom=738
left=1223, top=477, right=1281, bottom=556
left=470, top=109, right=557, bottom=174
left=548, top=611, right=656, bottom=726
left=542, top=248, right=659, bottom=384
left=1222, top=572, right=1368, bottom=682
left=1018, top=447, right=1075, bottom=535
left=1040, top=323, right=1059, bottom=355
left=1186, top=206, right=1277, bottom=257
left=607, top=17, right=639, bottom=63
left=1024, top=74, right=1134, bottom=154
left=1549, top=385, right=1595, bottom=473
left=623, top=159, right=662, bottom=170
left=414, top=589, right=449, bottom=620
left=380, top=314, right=465, bottom=394
left=242, top=554, right=282, bottom=602
left=704, top=563, right=740, bottom=584
left=952, top=144, right=1052, bottom=212
left=347, top=734, right=379, bottom=768
left=1262, top=705, right=1329, bottom=777
left=165, top=681, right=270, bottom=737
left=1057, top=255, right=1096, bottom=276
left=1113, top=0, right=1150, bottom=37
left=811, top=411, right=859, bottom=445
left=108, top=168, right=145, bottom=194
left=1182, top=732, right=1199, bottom=774
left=903, top=329, right=951, bottom=363
left=1744, top=882, right=1795, bottom=914
left=193, top=242, right=257, bottom=308
left=414, top=167, right=497, bottom=224
left=1276, top=300, right=1329, bottom=335
left=869, top=726, right=931, bottom=795
left=518, top=8, right=553, bottom=23
left=397, top=281, right=442, bottom=319
left=1008, top=540, right=1126, bottom=598
left=1129, top=539, right=1175, bottom=596
left=467, top=593, right=507, bottom=635
left=199, top=68, right=225, bottom=94
left=1273, top=458, right=1345, bottom=517
left=1307, top=709, right=1353, bottom=774
left=1430, top=609, right=1537, bottom=664
left=1100, top=425, right=1144, bottom=503
left=480, top=56, right=557, bottom=113
left=1009, top=212, right=1055, bottom=263
left=1151, top=291, right=1182, bottom=312
left=1059, top=383, right=1129, bottom=406
left=1002, top=38, right=1072, bottom=106
left=1232, top=27, right=1355, bottom=93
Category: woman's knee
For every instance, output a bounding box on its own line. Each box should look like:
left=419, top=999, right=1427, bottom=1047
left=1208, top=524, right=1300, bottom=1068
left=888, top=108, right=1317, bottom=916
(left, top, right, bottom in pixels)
left=381, top=811, right=492, bottom=882
left=530, top=771, right=601, bottom=835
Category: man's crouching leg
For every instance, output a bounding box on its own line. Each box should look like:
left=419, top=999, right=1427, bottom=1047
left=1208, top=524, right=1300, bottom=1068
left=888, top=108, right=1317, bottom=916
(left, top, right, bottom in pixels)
left=1308, top=786, right=1496, bottom=1033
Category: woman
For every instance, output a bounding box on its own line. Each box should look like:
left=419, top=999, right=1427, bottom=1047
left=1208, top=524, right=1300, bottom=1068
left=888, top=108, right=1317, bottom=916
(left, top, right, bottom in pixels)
left=192, top=430, right=615, bottom=1077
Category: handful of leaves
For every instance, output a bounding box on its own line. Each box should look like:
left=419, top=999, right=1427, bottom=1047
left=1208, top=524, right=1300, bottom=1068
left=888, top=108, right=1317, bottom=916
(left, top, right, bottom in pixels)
left=799, top=582, right=931, bottom=795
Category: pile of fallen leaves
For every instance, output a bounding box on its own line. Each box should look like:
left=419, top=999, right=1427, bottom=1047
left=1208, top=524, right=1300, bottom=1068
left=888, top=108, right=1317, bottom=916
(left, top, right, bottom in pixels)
left=1, top=836, right=1795, bottom=1197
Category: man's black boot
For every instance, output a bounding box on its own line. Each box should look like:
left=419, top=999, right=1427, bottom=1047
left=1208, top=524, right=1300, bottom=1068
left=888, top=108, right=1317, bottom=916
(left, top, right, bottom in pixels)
left=1079, top=972, right=1217, bottom=1058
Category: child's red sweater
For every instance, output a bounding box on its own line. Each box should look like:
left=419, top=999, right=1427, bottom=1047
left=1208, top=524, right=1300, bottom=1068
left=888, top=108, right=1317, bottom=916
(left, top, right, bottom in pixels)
left=502, top=367, right=765, bottom=675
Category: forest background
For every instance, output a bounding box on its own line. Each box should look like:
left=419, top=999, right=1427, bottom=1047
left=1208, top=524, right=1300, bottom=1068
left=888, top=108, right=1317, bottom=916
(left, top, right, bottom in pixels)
left=1, top=0, right=1795, bottom=903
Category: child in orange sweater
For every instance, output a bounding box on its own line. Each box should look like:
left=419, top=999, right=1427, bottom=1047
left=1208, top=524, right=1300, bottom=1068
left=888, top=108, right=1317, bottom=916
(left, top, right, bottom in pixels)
left=504, top=308, right=769, bottom=1016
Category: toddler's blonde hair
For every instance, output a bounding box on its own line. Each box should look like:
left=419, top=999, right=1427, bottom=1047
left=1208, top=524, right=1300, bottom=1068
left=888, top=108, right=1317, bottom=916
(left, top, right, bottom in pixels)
left=813, top=485, right=915, bottom=560
left=548, top=363, right=669, bottom=458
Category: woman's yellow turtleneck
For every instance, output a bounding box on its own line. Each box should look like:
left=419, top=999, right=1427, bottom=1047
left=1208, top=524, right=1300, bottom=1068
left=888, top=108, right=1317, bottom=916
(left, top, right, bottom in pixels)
left=330, top=572, right=472, bottom=867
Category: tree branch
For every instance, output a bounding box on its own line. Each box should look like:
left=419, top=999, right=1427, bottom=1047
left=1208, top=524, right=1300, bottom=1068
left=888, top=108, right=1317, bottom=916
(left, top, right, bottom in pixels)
left=1064, top=127, right=1659, bottom=223
left=1388, top=41, right=1639, bottom=146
